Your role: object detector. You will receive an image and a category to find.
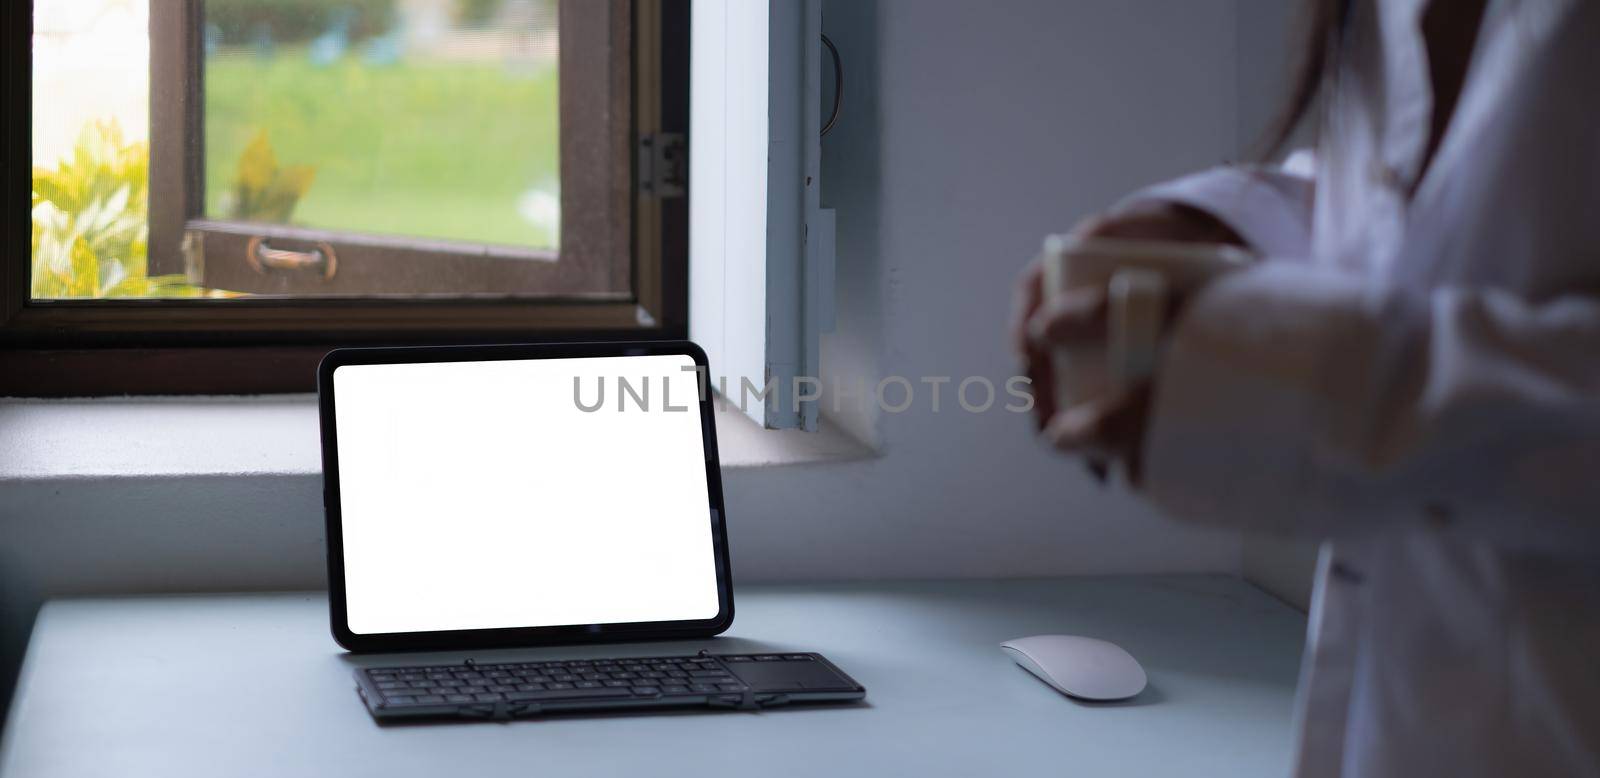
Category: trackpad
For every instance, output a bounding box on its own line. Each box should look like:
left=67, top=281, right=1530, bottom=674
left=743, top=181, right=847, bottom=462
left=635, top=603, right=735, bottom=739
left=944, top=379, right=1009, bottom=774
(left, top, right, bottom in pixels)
left=723, top=654, right=859, bottom=692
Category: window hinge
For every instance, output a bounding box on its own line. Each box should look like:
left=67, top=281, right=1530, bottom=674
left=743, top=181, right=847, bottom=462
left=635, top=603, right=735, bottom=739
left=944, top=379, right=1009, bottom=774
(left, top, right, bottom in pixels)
left=638, top=132, right=686, bottom=198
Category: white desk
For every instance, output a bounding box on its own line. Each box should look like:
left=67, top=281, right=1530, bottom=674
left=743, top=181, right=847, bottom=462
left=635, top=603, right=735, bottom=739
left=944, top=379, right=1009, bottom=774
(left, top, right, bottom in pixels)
left=0, top=577, right=1305, bottom=778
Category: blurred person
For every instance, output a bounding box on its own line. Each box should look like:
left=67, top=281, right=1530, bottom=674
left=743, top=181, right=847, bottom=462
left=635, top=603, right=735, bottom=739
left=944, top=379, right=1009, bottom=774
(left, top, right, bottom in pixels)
left=1012, top=0, right=1600, bottom=776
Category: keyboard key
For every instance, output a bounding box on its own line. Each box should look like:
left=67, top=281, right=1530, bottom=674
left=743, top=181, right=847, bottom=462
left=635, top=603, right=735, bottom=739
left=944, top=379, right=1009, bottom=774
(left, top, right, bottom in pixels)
left=603, top=680, right=630, bottom=688
left=516, top=683, right=545, bottom=692
left=718, top=684, right=744, bottom=692
left=576, top=681, right=602, bottom=689
left=547, top=682, right=574, bottom=690
left=754, top=655, right=780, bottom=662
left=661, top=685, right=691, bottom=695
left=416, top=695, right=445, bottom=704
left=724, top=656, right=753, bottom=662
left=386, top=696, right=416, bottom=705
left=632, top=687, right=661, bottom=697
left=784, top=655, right=813, bottom=661
left=474, top=693, right=504, bottom=702
left=446, top=694, right=473, bottom=703
left=689, top=684, right=717, bottom=693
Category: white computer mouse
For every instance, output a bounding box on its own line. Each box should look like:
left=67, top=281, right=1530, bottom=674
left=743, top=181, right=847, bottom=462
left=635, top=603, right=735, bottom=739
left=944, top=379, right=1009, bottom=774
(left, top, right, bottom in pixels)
left=1000, top=635, right=1147, bottom=701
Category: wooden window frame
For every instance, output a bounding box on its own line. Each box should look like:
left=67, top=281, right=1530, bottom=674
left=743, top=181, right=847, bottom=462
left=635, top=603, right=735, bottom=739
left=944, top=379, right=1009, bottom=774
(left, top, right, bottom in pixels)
left=1, top=0, right=689, bottom=396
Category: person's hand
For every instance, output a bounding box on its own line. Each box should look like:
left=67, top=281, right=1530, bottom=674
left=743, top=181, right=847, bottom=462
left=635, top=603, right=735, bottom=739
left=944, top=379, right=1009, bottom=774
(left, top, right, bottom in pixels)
left=1010, top=201, right=1244, bottom=482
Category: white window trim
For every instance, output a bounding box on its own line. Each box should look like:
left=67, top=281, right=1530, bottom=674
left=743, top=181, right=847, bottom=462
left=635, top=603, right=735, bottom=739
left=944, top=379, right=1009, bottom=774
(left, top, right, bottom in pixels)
left=690, top=0, right=834, bottom=430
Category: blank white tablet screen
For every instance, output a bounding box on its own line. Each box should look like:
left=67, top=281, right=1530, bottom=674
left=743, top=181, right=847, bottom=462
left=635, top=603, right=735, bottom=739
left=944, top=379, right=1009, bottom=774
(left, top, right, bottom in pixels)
left=333, top=354, right=720, bottom=635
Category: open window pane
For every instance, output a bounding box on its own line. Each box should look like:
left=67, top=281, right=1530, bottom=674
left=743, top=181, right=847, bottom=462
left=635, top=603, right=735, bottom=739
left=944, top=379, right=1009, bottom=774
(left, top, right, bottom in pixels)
left=29, top=0, right=635, bottom=302
left=201, top=0, right=561, bottom=250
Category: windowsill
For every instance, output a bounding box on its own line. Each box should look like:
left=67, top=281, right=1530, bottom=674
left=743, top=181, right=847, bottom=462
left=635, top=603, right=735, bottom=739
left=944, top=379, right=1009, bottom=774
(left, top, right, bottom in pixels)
left=0, top=395, right=875, bottom=482
left=707, top=401, right=877, bottom=468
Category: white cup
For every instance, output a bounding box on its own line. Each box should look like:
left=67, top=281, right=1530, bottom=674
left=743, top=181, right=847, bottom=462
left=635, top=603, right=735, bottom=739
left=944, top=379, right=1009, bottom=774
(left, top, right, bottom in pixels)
left=1040, top=235, right=1253, bottom=411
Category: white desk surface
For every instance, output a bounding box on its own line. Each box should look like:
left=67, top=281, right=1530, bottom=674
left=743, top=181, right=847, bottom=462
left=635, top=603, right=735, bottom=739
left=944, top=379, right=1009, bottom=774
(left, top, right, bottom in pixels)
left=1, top=577, right=1305, bottom=778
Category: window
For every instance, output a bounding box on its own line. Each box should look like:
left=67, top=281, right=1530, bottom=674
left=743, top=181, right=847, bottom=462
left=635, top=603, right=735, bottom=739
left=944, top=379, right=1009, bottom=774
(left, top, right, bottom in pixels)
left=5, top=0, right=688, bottom=394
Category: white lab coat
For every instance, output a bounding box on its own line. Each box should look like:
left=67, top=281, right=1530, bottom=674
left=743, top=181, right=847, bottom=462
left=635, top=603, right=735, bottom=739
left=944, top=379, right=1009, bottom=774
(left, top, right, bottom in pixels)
left=1119, top=0, right=1600, bottom=775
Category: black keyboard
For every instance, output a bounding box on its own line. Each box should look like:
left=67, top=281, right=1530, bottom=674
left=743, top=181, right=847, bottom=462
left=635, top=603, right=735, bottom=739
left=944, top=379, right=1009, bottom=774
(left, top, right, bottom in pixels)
left=355, top=651, right=866, bottom=721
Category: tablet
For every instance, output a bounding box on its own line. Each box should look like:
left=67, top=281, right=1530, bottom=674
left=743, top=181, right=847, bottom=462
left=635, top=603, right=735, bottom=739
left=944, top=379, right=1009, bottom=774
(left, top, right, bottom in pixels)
left=318, top=342, right=733, bottom=652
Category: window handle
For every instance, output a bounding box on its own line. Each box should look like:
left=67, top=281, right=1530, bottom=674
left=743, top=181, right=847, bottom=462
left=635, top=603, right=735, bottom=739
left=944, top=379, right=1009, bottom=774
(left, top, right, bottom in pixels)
left=246, top=237, right=338, bottom=281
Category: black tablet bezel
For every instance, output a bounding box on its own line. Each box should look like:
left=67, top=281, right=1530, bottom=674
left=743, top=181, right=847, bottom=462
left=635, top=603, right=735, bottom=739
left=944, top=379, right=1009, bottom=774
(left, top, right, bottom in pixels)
left=317, top=341, right=734, bottom=653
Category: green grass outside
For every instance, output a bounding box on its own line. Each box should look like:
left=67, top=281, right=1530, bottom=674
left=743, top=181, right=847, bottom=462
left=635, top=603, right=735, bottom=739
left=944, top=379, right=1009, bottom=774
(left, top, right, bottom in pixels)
left=203, top=51, right=559, bottom=249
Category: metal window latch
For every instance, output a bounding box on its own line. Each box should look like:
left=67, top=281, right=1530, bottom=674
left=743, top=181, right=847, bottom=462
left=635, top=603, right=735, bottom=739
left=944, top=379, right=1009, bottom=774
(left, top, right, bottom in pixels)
left=639, top=132, right=686, bottom=198
left=246, top=236, right=338, bottom=281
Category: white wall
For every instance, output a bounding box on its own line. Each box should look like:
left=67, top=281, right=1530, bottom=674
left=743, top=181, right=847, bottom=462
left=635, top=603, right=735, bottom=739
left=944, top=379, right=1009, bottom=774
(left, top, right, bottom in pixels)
left=0, top=0, right=1304, bottom=710
left=1232, top=0, right=1322, bottom=610
left=786, top=0, right=1247, bottom=581
left=1235, top=0, right=1301, bottom=157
